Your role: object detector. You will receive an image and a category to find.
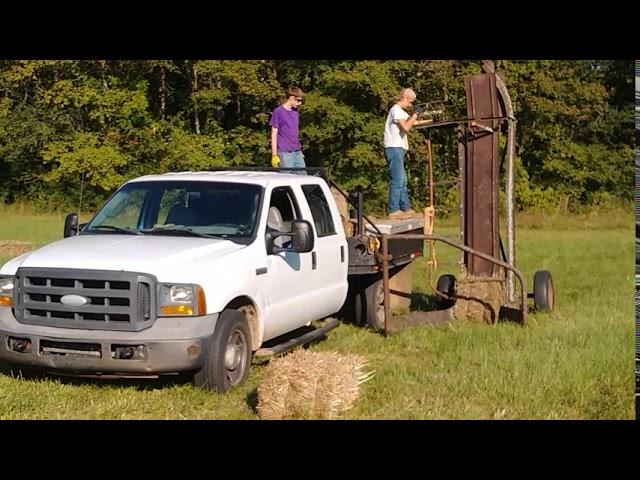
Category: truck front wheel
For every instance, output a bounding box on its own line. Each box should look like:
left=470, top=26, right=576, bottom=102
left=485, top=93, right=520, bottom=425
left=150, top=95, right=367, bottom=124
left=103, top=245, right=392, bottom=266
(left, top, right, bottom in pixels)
left=194, top=309, right=252, bottom=392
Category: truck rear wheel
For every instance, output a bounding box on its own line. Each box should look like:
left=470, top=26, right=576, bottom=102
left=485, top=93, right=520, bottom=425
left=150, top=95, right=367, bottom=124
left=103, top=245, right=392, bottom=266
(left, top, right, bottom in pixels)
left=194, top=308, right=252, bottom=392
left=365, top=279, right=386, bottom=330
left=352, top=278, right=386, bottom=331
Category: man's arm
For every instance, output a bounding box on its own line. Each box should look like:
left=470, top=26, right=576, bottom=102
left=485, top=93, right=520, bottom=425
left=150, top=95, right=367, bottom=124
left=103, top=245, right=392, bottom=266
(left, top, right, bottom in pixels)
left=270, top=127, right=278, bottom=155
left=397, top=113, right=421, bottom=133
left=414, top=118, right=434, bottom=127
left=399, top=115, right=434, bottom=131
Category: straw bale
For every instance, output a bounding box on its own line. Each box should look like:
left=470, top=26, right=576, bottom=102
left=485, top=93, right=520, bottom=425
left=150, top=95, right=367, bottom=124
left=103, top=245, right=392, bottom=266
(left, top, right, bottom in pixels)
left=451, top=274, right=506, bottom=324
left=257, top=349, right=374, bottom=420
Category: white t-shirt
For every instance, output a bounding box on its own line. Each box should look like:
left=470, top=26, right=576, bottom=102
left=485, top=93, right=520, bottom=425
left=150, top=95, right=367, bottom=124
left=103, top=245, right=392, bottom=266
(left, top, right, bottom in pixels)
left=383, top=104, right=410, bottom=150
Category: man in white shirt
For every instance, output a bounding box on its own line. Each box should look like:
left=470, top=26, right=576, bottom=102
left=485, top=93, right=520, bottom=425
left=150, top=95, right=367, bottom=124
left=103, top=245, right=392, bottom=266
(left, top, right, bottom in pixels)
left=383, top=88, right=431, bottom=219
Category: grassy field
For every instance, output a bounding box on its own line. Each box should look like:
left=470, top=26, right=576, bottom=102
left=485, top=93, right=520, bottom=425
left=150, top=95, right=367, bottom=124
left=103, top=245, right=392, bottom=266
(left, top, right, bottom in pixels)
left=0, top=205, right=634, bottom=419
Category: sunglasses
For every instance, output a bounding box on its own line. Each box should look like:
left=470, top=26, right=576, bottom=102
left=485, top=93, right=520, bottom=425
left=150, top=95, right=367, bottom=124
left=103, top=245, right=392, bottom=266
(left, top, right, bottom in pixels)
left=294, top=97, right=304, bottom=102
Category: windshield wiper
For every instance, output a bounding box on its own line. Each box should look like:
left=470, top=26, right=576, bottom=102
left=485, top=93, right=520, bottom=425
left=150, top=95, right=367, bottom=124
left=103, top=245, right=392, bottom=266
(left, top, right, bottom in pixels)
left=88, top=225, right=143, bottom=235
left=142, top=226, right=220, bottom=239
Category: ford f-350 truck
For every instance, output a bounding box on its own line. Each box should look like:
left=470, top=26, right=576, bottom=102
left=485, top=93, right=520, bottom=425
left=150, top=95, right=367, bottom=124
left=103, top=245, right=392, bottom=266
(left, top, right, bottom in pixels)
left=0, top=169, right=423, bottom=392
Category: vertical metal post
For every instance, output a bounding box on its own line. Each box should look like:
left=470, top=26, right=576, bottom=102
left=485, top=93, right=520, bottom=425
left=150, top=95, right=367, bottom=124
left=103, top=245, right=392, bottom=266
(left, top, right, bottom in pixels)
left=357, top=191, right=364, bottom=237
left=464, top=73, right=500, bottom=276
left=505, top=118, right=517, bottom=303
left=488, top=63, right=517, bottom=304
left=382, top=234, right=390, bottom=332
left=457, top=126, right=466, bottom=270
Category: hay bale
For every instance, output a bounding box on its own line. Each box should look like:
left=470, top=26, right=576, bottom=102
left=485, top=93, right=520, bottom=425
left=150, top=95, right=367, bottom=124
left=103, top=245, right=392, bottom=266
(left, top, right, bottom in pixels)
left=451, top=274, right=505, bottom=324
left=331, top=187, right=353, bottom=237
left=257, top=349, right=374, bottom=420
left=0, top=240, right=34, bottom=258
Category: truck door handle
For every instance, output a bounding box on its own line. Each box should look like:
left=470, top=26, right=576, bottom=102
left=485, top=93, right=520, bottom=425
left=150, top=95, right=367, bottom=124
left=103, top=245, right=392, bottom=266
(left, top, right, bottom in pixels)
left=312, top=251, right=317, bottom=270
left=340, top=245, right=345, bottom=263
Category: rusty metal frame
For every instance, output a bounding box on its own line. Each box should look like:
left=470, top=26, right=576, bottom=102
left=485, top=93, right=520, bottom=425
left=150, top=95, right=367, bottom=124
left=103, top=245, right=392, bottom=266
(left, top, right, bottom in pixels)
left=464, top=73, right=501, bottom=276
left=381, top=233, right=527, bottom=330
left=415, top=116, right=517, bottom=301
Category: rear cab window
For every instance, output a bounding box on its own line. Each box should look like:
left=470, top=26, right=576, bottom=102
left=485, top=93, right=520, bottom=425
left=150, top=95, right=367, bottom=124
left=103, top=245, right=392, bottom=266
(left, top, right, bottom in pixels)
left=301, top=184, right=336, bottom=238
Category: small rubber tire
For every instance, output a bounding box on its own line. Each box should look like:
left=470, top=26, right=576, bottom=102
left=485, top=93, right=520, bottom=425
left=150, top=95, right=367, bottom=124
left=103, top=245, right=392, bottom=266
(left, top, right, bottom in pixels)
left=436, top=274, right=457, bottom=308
left=533, top=270, right=554, bottom=312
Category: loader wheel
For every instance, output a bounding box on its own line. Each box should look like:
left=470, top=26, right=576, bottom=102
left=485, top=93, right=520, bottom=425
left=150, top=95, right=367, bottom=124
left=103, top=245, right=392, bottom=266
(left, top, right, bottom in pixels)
left=436, top=274, right=457, bottom=308
left=533, top=270, right=554, bottom=312
left=194, top=308, right=252, bottom=392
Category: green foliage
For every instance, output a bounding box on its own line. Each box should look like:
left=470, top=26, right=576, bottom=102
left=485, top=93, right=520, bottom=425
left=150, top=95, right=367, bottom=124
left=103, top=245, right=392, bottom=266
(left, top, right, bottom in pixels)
left=42, top=133, right=130, bottom=191
left=0, top=60, right=632, bottom=211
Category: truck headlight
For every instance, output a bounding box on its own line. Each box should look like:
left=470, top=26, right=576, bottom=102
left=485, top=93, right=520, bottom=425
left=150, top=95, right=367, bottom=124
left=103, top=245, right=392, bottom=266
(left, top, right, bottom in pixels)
left=0, top=276, right=15, bottom=308
left=158, top=283, right=206, bottom=316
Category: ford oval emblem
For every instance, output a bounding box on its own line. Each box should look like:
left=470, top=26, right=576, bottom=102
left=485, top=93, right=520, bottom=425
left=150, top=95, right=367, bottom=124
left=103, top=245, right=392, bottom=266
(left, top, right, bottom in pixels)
left=60, top=294, right=90, bottom=307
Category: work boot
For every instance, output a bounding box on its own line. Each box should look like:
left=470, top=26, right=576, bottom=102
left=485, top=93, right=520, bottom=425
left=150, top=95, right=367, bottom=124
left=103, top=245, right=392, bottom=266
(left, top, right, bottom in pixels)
left=388, top=210, right=406, bottom=220
left=403, top=208, right=418, bottom=217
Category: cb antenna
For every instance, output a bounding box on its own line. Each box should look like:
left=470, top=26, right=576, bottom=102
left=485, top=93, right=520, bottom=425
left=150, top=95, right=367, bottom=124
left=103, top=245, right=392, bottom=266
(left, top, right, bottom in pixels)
left=77, top=171, right=85, bottom=235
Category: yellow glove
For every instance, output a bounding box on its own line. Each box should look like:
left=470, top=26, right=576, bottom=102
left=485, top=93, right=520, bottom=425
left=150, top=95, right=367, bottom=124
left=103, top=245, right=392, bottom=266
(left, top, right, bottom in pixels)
left=271, top=154, right=280, bottom=168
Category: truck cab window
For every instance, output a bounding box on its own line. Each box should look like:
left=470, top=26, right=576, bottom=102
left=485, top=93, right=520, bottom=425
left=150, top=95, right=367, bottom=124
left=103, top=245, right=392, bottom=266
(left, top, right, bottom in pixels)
left=302, top=184, right=336, bottom=237
left=91, top=188, right=147, bottom=230
left=86, top=181, right=261, bottom=238
left=269, top=187, right=299, bottom=232
left=266, top=187, right=300, bottom=249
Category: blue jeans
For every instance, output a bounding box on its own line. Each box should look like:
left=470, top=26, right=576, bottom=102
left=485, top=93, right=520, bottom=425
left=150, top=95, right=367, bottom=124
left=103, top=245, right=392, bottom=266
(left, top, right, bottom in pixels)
left=384, top=147, right=410, bottom=212
left=279, top=150, right=307, bottom=175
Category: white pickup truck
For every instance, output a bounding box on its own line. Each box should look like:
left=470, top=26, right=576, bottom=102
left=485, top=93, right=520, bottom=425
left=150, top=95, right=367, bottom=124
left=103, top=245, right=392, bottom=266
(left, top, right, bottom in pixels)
left=0, top=169, right=424, bottom=392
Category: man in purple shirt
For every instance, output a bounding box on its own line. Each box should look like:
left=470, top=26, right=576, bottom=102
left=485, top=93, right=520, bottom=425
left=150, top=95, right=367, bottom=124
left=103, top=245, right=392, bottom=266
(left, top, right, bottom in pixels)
left=269, top=86, right=306, bottom=173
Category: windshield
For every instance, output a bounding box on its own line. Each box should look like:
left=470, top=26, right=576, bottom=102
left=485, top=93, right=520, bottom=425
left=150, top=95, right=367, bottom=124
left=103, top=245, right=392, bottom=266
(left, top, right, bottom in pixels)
left=85, top=180, right=263, bottom=239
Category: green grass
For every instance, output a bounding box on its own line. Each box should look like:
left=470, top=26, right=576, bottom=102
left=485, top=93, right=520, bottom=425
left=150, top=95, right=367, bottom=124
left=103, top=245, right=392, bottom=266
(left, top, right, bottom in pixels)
left=0, top=206, right=634, bottom=419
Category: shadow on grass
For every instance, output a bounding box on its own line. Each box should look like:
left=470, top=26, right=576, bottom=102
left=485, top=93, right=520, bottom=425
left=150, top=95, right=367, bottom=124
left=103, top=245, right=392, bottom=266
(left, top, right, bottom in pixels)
left=410, top=291, right=444, bottom=311
left=246, top=388, right=259, bottom=415
left=0, top=359, right=192, bottom=391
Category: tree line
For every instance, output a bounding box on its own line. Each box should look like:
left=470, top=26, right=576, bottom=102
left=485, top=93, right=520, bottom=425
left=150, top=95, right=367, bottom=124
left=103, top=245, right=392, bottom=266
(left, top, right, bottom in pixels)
left=0, top=60, right=633, bottom=213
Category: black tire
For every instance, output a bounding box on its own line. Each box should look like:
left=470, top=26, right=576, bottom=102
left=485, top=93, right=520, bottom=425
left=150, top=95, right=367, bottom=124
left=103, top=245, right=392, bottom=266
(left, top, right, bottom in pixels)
left=352, top=288, right=365, bottom=326
left=533, top=270, right=554, bottom=312
left=436, top=274, right=456, bottom=308
left=194, top=309, right=252, bottom=393
left=346, top=276, right=381, bottom=328
left=362, top=278, right=385, bottom=331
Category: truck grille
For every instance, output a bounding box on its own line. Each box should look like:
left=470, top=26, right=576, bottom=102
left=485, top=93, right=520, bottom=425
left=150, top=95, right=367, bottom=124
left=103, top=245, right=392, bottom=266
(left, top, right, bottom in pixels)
left=14, top=268, right=156, bottom=331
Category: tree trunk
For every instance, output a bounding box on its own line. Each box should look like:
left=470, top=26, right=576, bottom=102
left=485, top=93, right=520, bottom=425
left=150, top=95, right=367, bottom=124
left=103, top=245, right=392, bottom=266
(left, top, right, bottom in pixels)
left=190, top=61, right=200, bottom=135
left=99, top=60, right=108, bottom=89
left=159, top=65, right=166, bottom=120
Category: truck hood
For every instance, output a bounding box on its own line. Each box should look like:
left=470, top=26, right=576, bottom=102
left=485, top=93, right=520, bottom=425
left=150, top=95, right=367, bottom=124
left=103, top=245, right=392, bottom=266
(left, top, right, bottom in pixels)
left=2, top=234, right=247, bottom=277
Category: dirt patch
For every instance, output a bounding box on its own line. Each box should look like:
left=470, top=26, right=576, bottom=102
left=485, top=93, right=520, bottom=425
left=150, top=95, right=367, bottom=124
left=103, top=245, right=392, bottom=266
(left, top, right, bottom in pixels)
left=0, top=241, right=34, bottom=258
left=257, top=349, right=374, bottom=420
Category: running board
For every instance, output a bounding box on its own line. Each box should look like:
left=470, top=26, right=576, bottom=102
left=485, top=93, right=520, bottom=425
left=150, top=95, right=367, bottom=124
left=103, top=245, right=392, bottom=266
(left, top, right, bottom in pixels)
left=254, top=318, right=340, bottom=357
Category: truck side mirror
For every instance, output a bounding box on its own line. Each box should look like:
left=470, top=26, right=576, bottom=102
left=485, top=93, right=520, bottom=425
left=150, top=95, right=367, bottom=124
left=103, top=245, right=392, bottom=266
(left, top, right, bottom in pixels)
left=267, top=219, right=315, bottom=255
left=64, top=213, right=78, bottom=238
left=291, top=220, right=314, bottom=253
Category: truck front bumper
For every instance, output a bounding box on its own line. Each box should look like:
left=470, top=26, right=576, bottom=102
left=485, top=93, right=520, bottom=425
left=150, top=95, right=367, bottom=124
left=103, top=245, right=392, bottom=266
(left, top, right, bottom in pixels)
left=0, top=307, right=219, bottom=377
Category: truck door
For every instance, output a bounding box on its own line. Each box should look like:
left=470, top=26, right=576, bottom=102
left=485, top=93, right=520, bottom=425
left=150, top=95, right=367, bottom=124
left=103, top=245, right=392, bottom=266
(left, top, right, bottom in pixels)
left=261, top=186, right=315, bottom=340
left=299, top=183, right=349, bottom=319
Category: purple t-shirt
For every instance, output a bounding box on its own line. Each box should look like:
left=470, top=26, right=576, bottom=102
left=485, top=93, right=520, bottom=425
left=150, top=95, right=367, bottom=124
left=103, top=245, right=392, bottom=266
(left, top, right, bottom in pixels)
left=269, top=105, right=301, bottom=152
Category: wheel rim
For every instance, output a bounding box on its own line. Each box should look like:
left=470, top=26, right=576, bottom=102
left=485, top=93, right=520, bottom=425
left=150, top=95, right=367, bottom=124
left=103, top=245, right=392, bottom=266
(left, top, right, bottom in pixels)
left=224, top=329, right=248, bottom=385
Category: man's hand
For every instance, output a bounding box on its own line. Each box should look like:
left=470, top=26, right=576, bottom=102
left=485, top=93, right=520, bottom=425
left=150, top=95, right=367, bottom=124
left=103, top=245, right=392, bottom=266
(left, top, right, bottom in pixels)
left=271, top=154, right=281, bottom=168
